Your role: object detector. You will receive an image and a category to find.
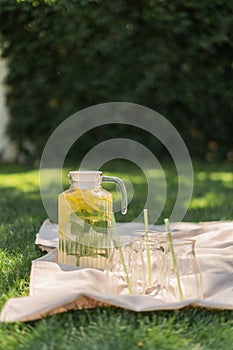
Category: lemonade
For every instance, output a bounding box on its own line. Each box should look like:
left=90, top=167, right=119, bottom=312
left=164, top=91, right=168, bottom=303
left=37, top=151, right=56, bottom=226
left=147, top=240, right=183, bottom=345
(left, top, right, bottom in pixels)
left=58, top=185, right=113, bottom=268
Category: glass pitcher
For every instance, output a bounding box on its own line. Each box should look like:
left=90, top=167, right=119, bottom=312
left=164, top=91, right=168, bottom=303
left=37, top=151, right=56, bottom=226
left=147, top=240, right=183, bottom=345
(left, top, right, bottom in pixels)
left=58, top=171, right=127, bottom=268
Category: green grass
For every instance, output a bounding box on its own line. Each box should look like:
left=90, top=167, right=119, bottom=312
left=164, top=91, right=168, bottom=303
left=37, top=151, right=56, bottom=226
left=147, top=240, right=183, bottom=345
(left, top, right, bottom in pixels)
left=0, top=161, right=233, bottom=350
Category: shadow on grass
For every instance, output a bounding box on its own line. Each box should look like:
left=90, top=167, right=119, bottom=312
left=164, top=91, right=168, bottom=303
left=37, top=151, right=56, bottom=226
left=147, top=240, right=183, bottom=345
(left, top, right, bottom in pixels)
left=0, top=163, right=35, bottom=174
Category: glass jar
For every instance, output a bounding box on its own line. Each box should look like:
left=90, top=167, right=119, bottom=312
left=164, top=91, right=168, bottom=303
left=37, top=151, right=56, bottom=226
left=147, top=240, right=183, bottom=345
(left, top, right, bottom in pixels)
left=107, top=231, right=203, bottom=300
left=160, top=239, right=203, bottom=301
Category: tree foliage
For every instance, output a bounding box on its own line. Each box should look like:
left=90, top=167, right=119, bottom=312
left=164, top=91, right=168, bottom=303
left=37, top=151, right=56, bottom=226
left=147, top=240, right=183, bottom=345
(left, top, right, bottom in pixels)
left=0, top=0, right=232, bottom=162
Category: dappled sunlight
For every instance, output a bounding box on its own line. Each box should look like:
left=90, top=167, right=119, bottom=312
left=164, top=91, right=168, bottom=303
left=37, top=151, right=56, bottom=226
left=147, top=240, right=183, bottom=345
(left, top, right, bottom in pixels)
left=0, top=170, right=39, bottom=192
left=186, top=167, right=233, bottom=221
left=197, top=171, right=233, bottom=185
left=0, top=163, right=232, bottom=225
left=190, top=192, right=226, bottom=209
left=0, top=168, right=46, bottom=242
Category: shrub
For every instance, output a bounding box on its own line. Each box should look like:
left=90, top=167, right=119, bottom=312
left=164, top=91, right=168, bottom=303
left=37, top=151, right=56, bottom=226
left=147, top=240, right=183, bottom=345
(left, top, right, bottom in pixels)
left=0, top=0, right=232, bottom=162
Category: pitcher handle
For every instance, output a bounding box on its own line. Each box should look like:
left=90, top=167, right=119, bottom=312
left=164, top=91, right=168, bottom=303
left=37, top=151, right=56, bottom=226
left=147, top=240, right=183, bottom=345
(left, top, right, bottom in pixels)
left=102, top=175, right=128, bottom=215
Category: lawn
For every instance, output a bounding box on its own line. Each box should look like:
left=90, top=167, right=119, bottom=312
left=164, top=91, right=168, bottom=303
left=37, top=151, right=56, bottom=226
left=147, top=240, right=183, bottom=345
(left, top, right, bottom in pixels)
left=0, top=161, right=233, bottom=350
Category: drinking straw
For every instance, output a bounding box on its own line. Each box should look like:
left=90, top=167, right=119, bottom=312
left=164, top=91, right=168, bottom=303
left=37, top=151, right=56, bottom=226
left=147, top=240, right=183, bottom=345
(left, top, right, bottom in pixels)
left=144, top=209, right=152, bottom=286
left=164, top=218, right=184, bottom=301
left=111, top=213, right=133, bottom=294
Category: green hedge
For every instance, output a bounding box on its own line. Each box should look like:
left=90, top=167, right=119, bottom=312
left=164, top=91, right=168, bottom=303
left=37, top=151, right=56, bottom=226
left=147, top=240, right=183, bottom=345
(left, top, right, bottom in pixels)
left=0, top=0, right=233, bottom=162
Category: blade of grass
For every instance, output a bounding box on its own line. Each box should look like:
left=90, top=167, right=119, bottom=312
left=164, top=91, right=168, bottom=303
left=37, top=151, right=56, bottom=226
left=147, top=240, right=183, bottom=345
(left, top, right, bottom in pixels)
left=144, top=209, right=152, bottom=286
left=164, top=218, right=184, bottom=301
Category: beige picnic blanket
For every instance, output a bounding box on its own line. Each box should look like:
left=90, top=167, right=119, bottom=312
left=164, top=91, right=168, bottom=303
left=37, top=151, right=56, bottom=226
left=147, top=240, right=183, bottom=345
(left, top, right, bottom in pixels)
left=1, top=220, right=233, bottom=323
